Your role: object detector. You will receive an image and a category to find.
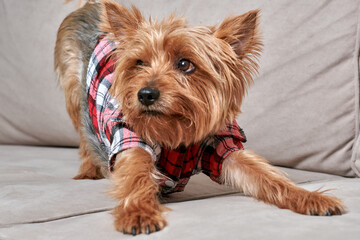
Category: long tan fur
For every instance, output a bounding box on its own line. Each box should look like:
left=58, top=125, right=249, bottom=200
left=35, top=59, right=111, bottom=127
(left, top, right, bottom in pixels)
left=221, top=150, right=344, bottom=215
left=55, top=0, right=345, bottom=235
left=110, top=148, right=168, bottom=234
left=101, top=1, right=262, bottom=148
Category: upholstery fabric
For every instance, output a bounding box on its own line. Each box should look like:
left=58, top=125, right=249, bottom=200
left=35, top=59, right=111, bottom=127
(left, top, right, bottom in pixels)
left=2, top=180, right=360, bottom=240
left=0, top=145, right=358, bottom=240
left=0, top=146, right=346, bottom=222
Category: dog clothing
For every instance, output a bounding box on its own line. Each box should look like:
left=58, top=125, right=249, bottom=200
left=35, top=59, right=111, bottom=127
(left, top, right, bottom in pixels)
left=86, top=36, right=247, bottom=194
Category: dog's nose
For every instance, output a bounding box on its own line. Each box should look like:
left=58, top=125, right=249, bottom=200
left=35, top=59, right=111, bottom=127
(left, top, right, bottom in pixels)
left=137, top=87, right=160, bottom=106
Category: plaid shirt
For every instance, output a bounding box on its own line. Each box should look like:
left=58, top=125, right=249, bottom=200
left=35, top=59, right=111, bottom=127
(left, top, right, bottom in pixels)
left=86, top=37, right=247, bottom=194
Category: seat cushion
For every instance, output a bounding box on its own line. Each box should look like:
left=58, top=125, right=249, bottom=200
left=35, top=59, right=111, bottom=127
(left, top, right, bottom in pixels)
left=0, top=145, right=343, bottom=226
left=2, top=154, right=359, bottom=240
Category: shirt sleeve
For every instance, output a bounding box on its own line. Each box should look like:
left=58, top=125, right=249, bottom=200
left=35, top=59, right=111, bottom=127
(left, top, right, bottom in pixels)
left=200, top=121, right=246, bottom=183
left=108, top=123, right=157, bottom=170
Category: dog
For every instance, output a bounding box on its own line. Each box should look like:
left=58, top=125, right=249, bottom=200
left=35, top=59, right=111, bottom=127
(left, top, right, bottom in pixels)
left=54, top=0, right=345, bottom=235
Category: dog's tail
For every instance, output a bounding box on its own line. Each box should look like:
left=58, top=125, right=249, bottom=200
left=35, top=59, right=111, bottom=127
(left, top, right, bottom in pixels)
left=64, top=0, right=99, bottom=8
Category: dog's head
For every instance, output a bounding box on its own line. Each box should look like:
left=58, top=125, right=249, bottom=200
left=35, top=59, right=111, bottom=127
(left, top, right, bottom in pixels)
left=101, top=0, right=262, bottom=148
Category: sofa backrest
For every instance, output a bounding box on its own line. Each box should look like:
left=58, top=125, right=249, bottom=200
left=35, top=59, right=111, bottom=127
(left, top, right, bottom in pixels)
left=0, top=0, right=359, bottom=177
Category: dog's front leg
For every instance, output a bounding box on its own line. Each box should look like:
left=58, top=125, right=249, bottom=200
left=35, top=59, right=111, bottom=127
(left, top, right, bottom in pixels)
left=221, top=150, right=345, bottom=216
left=110, top=147, right=167, bottom=235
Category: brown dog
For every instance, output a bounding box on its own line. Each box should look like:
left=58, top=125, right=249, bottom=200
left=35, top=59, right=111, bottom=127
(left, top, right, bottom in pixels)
left=54, top=0, right=345, bottom=235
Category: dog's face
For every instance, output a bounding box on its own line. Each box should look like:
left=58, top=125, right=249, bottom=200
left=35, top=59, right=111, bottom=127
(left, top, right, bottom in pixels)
left=101, top=1, right=262, bottom=148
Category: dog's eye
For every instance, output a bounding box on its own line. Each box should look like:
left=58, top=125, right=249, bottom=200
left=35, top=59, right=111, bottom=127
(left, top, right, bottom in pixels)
left=136, top=60, right=144, bottom=66
left=177, top=58, right=195, bottom=74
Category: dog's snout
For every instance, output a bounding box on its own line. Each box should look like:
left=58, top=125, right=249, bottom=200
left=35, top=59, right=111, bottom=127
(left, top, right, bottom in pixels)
left=137, top=87, right=160, bottom=106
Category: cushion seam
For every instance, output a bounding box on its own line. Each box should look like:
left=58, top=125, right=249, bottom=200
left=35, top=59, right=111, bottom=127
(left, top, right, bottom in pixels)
left=351, top=2, right=360, bottom=177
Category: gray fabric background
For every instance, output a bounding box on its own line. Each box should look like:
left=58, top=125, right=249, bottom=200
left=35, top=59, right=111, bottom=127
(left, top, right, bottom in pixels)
left=0, top=0, right=359, bottom=176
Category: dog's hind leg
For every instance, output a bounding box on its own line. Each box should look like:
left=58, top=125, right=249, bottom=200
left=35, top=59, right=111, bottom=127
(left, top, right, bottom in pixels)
left=55, top=46, right=104, bottom=180
left=221, top=150, right=345, bottom=216
left=54, top=6, right=104, bottom=180
left=73, top=134, right=105, bottom=180
left=54, top=15, right=84, bottom=132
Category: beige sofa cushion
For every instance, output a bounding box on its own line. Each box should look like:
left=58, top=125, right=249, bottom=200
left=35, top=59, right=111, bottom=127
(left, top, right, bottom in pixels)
left=235, top=1, right=360, bottom=177
left=0, top=145, right=343, bottom=226
left=3, top=178, right=360, bottom=240
left=0, top=0, right=359, bottom=176
left=0, top=0, right=79, bottom=146
left=1, top=146, right=358, bottom=240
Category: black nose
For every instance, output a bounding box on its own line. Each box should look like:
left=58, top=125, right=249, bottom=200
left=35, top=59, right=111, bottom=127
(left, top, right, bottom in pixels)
left=137, top=87, right=160, bottom=106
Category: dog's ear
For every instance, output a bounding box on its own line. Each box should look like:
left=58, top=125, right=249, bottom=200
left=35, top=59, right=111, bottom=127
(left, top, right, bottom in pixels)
left=101, top=0, right=144, bottom=38
left=214, top=10, right=262, bottom=59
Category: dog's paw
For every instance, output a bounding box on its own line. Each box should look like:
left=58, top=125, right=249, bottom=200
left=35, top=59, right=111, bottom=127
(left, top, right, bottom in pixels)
left=73, top=165, right=104, bottom=180
left=113, top=206, right=167, bottom=235
left=290, top=190, right=345, bottom=216
left=73, top=172, right=104, bottom=180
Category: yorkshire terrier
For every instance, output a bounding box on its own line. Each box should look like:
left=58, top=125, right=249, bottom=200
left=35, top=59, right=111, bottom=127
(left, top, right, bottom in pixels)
left=54, top=0, right=345, bottom=235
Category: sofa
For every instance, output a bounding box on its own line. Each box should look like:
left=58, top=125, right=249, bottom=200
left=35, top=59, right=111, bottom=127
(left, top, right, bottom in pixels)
left=0, top=0, right=359, bottom=239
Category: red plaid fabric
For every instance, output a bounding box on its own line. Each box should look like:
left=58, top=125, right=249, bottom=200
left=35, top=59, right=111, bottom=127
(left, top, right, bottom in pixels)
left=86, top=37, right=156, bottom=163
left=86, top=37, right=247, bottom=194
left=156, top=124, right=246, bottom=193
